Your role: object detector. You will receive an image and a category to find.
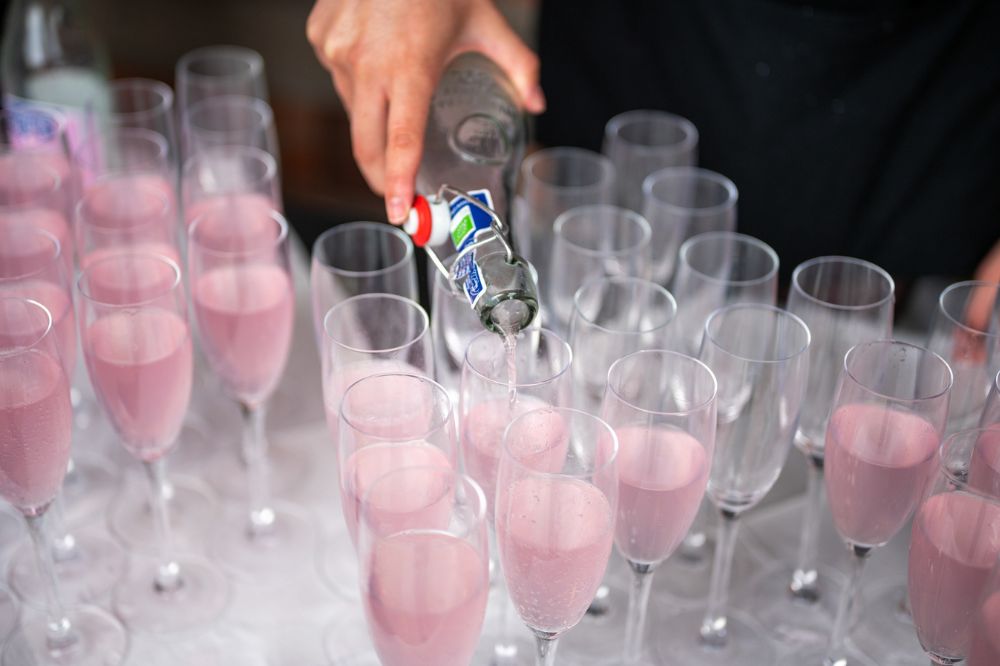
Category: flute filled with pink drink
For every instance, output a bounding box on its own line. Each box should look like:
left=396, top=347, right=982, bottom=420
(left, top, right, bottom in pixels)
left=322, top=358, right=428, bottom=444
left=968, top=589, right=1000, bottom=666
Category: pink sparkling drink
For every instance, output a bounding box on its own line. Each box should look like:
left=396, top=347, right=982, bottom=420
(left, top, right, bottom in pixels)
left=0, top=280, right=75, bottom=375
left=184, top=192, right=276, bottom=229
left=825, top=403, right=940, bottom=547
left=969, top=428, right=1000, bottom=497
left=363, top=531, right=488, bottom=666
left=84, top=309, right=193, bottom=461
left=496, top=476, right=614, bottom=634
left=614, top=425, right=709, bottom=564
left=340, top=442, right=454, bottom=544
left=0, top=349, right=72, bottom=513
left=193, top=263, right=294, bottom=403
left=323, top=359, right=428, bottom=444
left=909, top=492, right=1000, bottom=659
left=968, top=591, right=1000, bottom=666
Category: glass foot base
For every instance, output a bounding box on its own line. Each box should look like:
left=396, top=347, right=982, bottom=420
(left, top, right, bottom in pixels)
left=108, top=474, right=215, bottom=554
left=775, top=643, right=877, bottom=666
left=317, top=522, right=359, bottom=601
left=60, top=453, right=117, bottom=525
left=204, top=437, right=314, bottom=501
left=211, top=502, right=317, bottom=581
left=9, top=526, right=125, bottom=606
left=653, top=536, right=764, bottom=608
left=851, top=582, right=926, bottom=666
left=322, top=605, right=380, bottom=665
left=656, top=607, right=777, bottom=665
left=2, top=605, right=127, bottom=666
left=113, top=554, right=230, bottom=633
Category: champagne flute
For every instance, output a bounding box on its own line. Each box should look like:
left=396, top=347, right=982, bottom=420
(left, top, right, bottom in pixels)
left=72, top=126, right=175, bottom=204
left=183, top=95, right=279, bottom=159
left=602, top=110, right=698, bottom=213
left=602, top=350, right=718, bottom=665
left=181, top=145, right=281, bottom=227
left=77, top=252, right=229, bottom=632
left=188, top=204, right=313, bottom=575
left=661, top=304, right=811, bottom=665
left=0, top=297, right=126, bottom=666
left=357, top=466, right=489, bottom=666
left=175, top=45, right=269, bottom=114
left=318, top=293, right=433, bottom=597
left=511, top=147, right=616, bottom=295
left=497, top=407, right=619, bottom=666
left=95, top=78, right=180, bottom=171
left=982, top=369, right=1000, bottom=428
left=327, top=372, right=457, bottom=664
left=548, top=205, right=651, bottom=335
left=908, top=428, right=1000, bottom=664
left=640, top=167, right=737, bottom=286
left=0, top=154, right=72, bottom=276
left=968, top=555, right=1000, bottom=665
left=310, top=221, right=417, bottom=353
left=461, top=327, right=573, bottom=664
left=779, top=339, right=952, bottom=666
left=1, top=107, right=72, bottom=185
left=750, top=256, right=894, bottom=646
left=0, top=226, right=125, bottom=605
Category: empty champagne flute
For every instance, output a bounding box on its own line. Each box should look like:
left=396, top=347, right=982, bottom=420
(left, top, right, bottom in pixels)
left=779, top=339, right=952, bottom=666
left=601, top=350, right=718, bottom=665
left=982, top=369, right=1000, bottom=428
left=549, top=205, right=651, bottom=335
left=511, top=147, right=616, bottom=293
left=497, top=407, right=619, bottom=666
left=92, top=78, right=180, bottom=170
left=310, top=221, right=417, bottom=352
left=968, top=555, right=1000, bottom=665
left=0, top=297, right=126, bottom=666
left=640, top=167, right=737, bottom=285
left=77, top=252, right=229, bottom=632
left=568, top=276, right=677, bottom=416
left=662, top=304, right=811, bottom=665
left=357, top=466, right=490, bottom=666
left=671, top=231, right=779, bottom=356
left=181, top=144, right=281, bottom=227
left=750, top=256, right=894, bottom=646
left=175, top=45, right=269, bottom=115
left=461, top=327, right=573, bottom=664
left=603, top=110, right=698, bottom=213
left=327, top=372, right=457, bottom=664
left=188, top=204, right=312, bottom=575
left=183, top=95, right=279, bottom=159
left=908, top=428, right=1000, bottom=664
left=0, top=226, right=124, bottom=605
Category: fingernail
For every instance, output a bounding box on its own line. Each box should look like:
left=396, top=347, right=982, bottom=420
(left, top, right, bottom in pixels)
left=528, top=85, right=546, bottom=113
left=387, top=196, right=408, bottom=224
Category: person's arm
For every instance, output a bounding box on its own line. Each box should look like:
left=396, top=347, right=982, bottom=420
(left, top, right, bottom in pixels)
left=307, top=0, right=545, bottom=223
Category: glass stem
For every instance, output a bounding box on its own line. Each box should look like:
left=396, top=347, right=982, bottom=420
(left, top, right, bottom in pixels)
left=241, top=401, right=275, bottom=539
left=823, top=545, right=871, bottom=665
left=700, top=508, right=740, bottom=648
left=24, top=512, right=77, bottom=652
left=144, top=458, right=182, bottom=593
left=623, top=562, right=656, bottom=664
left=534, top=634, right=559, bottom=666
left=47, top=493, right=78, bottom=564
left=790, top=452, right=825, bottom=602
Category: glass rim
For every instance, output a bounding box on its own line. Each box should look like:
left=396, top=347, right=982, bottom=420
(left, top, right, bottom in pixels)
left=521, top=146, right=616, bottom=192
left=182, top=144, right=277, bottom=196
left=604, top=109, right=699, bottom=154
left=184, top=94, right=274, bottom=137
left=187, top=206, right=288, bottom=258
left=937, top=280, right=1000, bottom=339
left=76, top=251, right=183, bottom=307
left=607, top=349, right=718, bottom=417
left=0, top=227, right=62, bottom=283
left=463, top=327, right=573, bottom=390
left=937, top=428, right=1000, bottom=502
left=0, top=158, right=63, bottom=207
left=107, top=78, right=175, bottom=123
left=361, top=467, right=487, bottom=542
left=679, top=231, right=779, bottom=288
left=703, top=303, right=812, bottom=364
left=323, top=293, right=429, bottom=355
left=76, top=177, right=173, bottom=232
left=0, top=297, right=54, bottom=358
left=641, top=166, right=738, bottom=217
left=73, top=126, right=171, bottom=172
left=843, top=339, right=954, bottom=403
left=790, top=255, right=896, bottom=311
left=340, top=371, right=453, bottom=440
left=553, top=204, right=651, bottom=257
left=571, top=276, right=677, bottom=334
left=176, top=45, right=265, bottom=83
left=312, top=221, right=414, bottom=278
left=502, top=406, right=619, bottom=480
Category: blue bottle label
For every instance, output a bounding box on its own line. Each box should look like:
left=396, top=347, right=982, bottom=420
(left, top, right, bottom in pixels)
left=449, top=189, right=494, bottom=308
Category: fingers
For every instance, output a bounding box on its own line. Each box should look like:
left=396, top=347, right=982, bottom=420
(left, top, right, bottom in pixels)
left=383, top=73, right=435, bottom=223
left=967, top=239, right=1000, bottom=331
left=349, top=85, right=389, bottom=194
left=469, top=4, right=545, bottom=113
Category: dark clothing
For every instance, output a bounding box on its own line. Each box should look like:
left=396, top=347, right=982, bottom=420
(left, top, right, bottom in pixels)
left=537, top=0, right=1000, bottom=281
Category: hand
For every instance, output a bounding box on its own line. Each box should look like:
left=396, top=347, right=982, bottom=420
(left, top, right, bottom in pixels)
left=968, top=238, right=1000, bottom=331
left=307, top=0, right=545, bottom=223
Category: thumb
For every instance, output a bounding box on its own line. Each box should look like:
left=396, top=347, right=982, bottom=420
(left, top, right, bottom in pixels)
left=466, top=5, right=546, bottom=114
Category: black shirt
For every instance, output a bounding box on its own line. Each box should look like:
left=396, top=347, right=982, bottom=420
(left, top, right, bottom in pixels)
left=536, top=0, right=1000, bottom=282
